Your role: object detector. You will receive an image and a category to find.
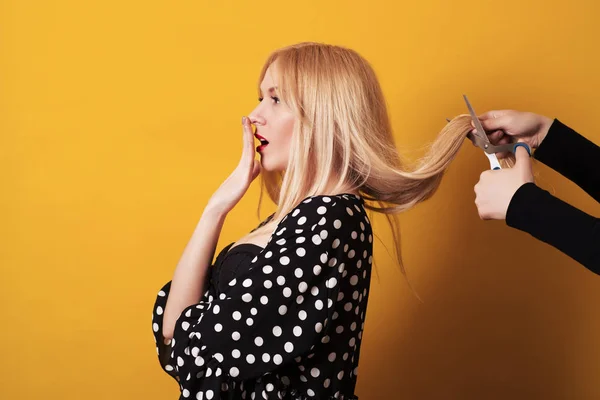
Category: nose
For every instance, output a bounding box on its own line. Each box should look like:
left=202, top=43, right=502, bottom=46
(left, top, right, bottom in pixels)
left=248, top=106, right=266, bottom=126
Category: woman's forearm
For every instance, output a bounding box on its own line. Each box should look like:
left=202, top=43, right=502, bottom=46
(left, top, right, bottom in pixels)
left=162, top=205, right=227, bottom=341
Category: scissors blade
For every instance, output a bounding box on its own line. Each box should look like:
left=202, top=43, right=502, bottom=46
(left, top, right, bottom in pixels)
left=463, top=95, right=501, bottom=170
left=463, top=95, right=491, bottom=145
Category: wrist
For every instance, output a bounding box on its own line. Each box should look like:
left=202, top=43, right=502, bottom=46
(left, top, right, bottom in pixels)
left=536, top=116, right=553, bottom=147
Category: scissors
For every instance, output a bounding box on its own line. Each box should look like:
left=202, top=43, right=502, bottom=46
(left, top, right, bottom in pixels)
left=447, top=95, right=531, bottom=170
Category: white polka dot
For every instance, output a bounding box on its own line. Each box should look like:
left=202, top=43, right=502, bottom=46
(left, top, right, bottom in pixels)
left=312, top=235, right=322, bottom=245
left=293, top=326, right=302, bottom=336
left=242, top=293, right=252, bottom=302
left=182, top=321, right=190, bottom=331
left=349, top=337, right=356, bottom=347
left=243, top=279, right=252, bottom=287
left=296, top=237, right=306, bottom=244
left=276, top=238, right=286, bottom=245
left=274, top=354, right=283, bottom=365
left=251, top=307, right=258, bottom=315
left=311, top=286, right=319, bottom=296
left=324, top=378, right=331, bottom=388
left=295, top=268, right=303, bottom=278
left=336, top=326, right=344, bottom=334
left=350, top=275, right=359, bottom=285
left=348, top=250, right=356, bottom=258
left=307, top=389, right=315, bottom=396
left=338, top=370, right=344, bottom=379
left=228, top=278, right=237, bottom=286
left=298, top=216, right=307, bottom=225
left=293, top=209, right=300, bottom=217
left=327, top=277, right=338, bottom=288
left=332, top=239, right=340, bottom=248
left=346, top=207, right=354, bottom=216
left=298, top=282, right=308, bottom=293
left=232, top=349, right=241, bottom=358
left=152, top=323, right=159, bottom=332
left=255, top=336, right=263, bottom=346
left=283, top=287, right=292, bottom=297
left=264, top=280, right=272, bottom=289
left=280, top=256, right=290, bottom=265
left=351, top=231, right=358, bottom=239
left=213, top=305, right=220, bottom=314
left=230, top=367, right=239, bottom=377
left=279, top=305, right=287, bottom=315
left=320, top=253, right=328, bottom=263
left=321, top=335, right=330, bottom=344
left=263, top=265, right=273, bottom=274
left=214, top=323, right=222, bottom=332
left=284, top=342, right=294, bottom=353
left=246, top=318, right=254, bottom=326
left=296, top=247, right=306, bottom=257
left=177, top=356, right=184, bottom=366
left=156, top=306, right=163, bottom=315
left=328, top=352, right=336, bottom=362
left=182, top=389, right=190, bottom=398
left=299, top=310, right=307, bottom=320
left=277, top=276, right=286, bottom=285
left=318, top=217, right=327, bottom=226
left=265, top=251, right=273, bottom=258
left=165, top=364, right=174, bottom=371
left=311, top=368, right=320, bottom=377
left=315, top=323, right=323, bottom=333
left=262, top=353, right=271, bottom=363
left=206, top=390, right=214, bottom=400
left=195, top=356, right=204, bottom=366
left=246, top=354, right=255, bottom=364
left=273, top=326, right=282, bottom=337
left=313, top=265, right=322, bottom=275
left=158, top=290, right=166, bottom=297
left=296, top=295, right=304, bottom=304
left=344, top=302, right=353, bottom=311
left=315, top=300, right=324, bottom=310
left=320, top=230, right=328, bottom=240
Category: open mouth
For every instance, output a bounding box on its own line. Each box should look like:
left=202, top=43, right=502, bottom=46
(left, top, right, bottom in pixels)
left=254, top=132, right=269, bottom=152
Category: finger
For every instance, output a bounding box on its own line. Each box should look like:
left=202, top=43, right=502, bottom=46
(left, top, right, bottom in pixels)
left=513, top=143, right=533, bottom=178
left=240, top=116, right=254, bottom=165
left=478, top=110, right=511, bottom=120
left=479, top=115, right=513, bottom=133
left=485, top=130, right=503, bottom=145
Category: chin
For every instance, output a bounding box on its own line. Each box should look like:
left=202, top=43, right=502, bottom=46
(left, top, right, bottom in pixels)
left=259, top=157, right=285, bottom=173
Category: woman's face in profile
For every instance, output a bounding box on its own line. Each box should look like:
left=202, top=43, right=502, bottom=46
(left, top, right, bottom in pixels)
left=249, top=63, right=296, bottom=172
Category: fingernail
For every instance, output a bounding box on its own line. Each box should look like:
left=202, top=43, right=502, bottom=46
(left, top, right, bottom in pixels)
left=242, top=116, right=246, bottom=124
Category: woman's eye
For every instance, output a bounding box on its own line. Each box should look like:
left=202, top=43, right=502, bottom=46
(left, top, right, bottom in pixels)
left=271, top=96, right=280, bottom=104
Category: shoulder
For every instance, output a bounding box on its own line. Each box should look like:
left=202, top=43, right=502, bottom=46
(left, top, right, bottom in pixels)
left=277, top=194, right=368, bottom=239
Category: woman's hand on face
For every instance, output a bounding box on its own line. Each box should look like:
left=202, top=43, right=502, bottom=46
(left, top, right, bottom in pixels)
left=207, top=117, right=261, bottom=215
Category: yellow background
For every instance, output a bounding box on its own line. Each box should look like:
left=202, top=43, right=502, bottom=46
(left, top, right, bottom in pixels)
left=2, top=0, right=599, bottom=399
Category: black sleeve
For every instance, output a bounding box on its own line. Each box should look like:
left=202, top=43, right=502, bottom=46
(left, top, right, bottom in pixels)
left=533, top=119, right=600, bottom=202
left=505, top=119, right=600, bottom=273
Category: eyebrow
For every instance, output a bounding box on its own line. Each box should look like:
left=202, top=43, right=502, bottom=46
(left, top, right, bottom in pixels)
left=259, top=86, right=278, bottom=96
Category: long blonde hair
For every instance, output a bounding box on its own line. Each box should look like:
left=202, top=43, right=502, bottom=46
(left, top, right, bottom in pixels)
left=248, top=42, right=515, bottom=287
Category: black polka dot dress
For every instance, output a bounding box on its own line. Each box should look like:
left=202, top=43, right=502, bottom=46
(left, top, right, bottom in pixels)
left=152, top=194, right=373, bottom=400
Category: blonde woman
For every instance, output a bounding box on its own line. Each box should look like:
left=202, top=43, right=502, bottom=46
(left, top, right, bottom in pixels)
left=151, top=42, right=477, bottom=399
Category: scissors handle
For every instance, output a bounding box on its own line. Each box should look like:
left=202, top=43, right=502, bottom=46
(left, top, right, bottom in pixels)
left=485, top=152, right=502, bottom=170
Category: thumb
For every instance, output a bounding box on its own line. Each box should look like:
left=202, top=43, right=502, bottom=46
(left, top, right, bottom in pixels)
left=514, top=143, right=533, bottom=175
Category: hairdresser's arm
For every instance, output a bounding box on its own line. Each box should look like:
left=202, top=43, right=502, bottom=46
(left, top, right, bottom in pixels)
left=506, top=182, right=600, bottom=273
left=162, top=117, right=261, bottom=341
left=531, top=119, right=600, bottom=202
